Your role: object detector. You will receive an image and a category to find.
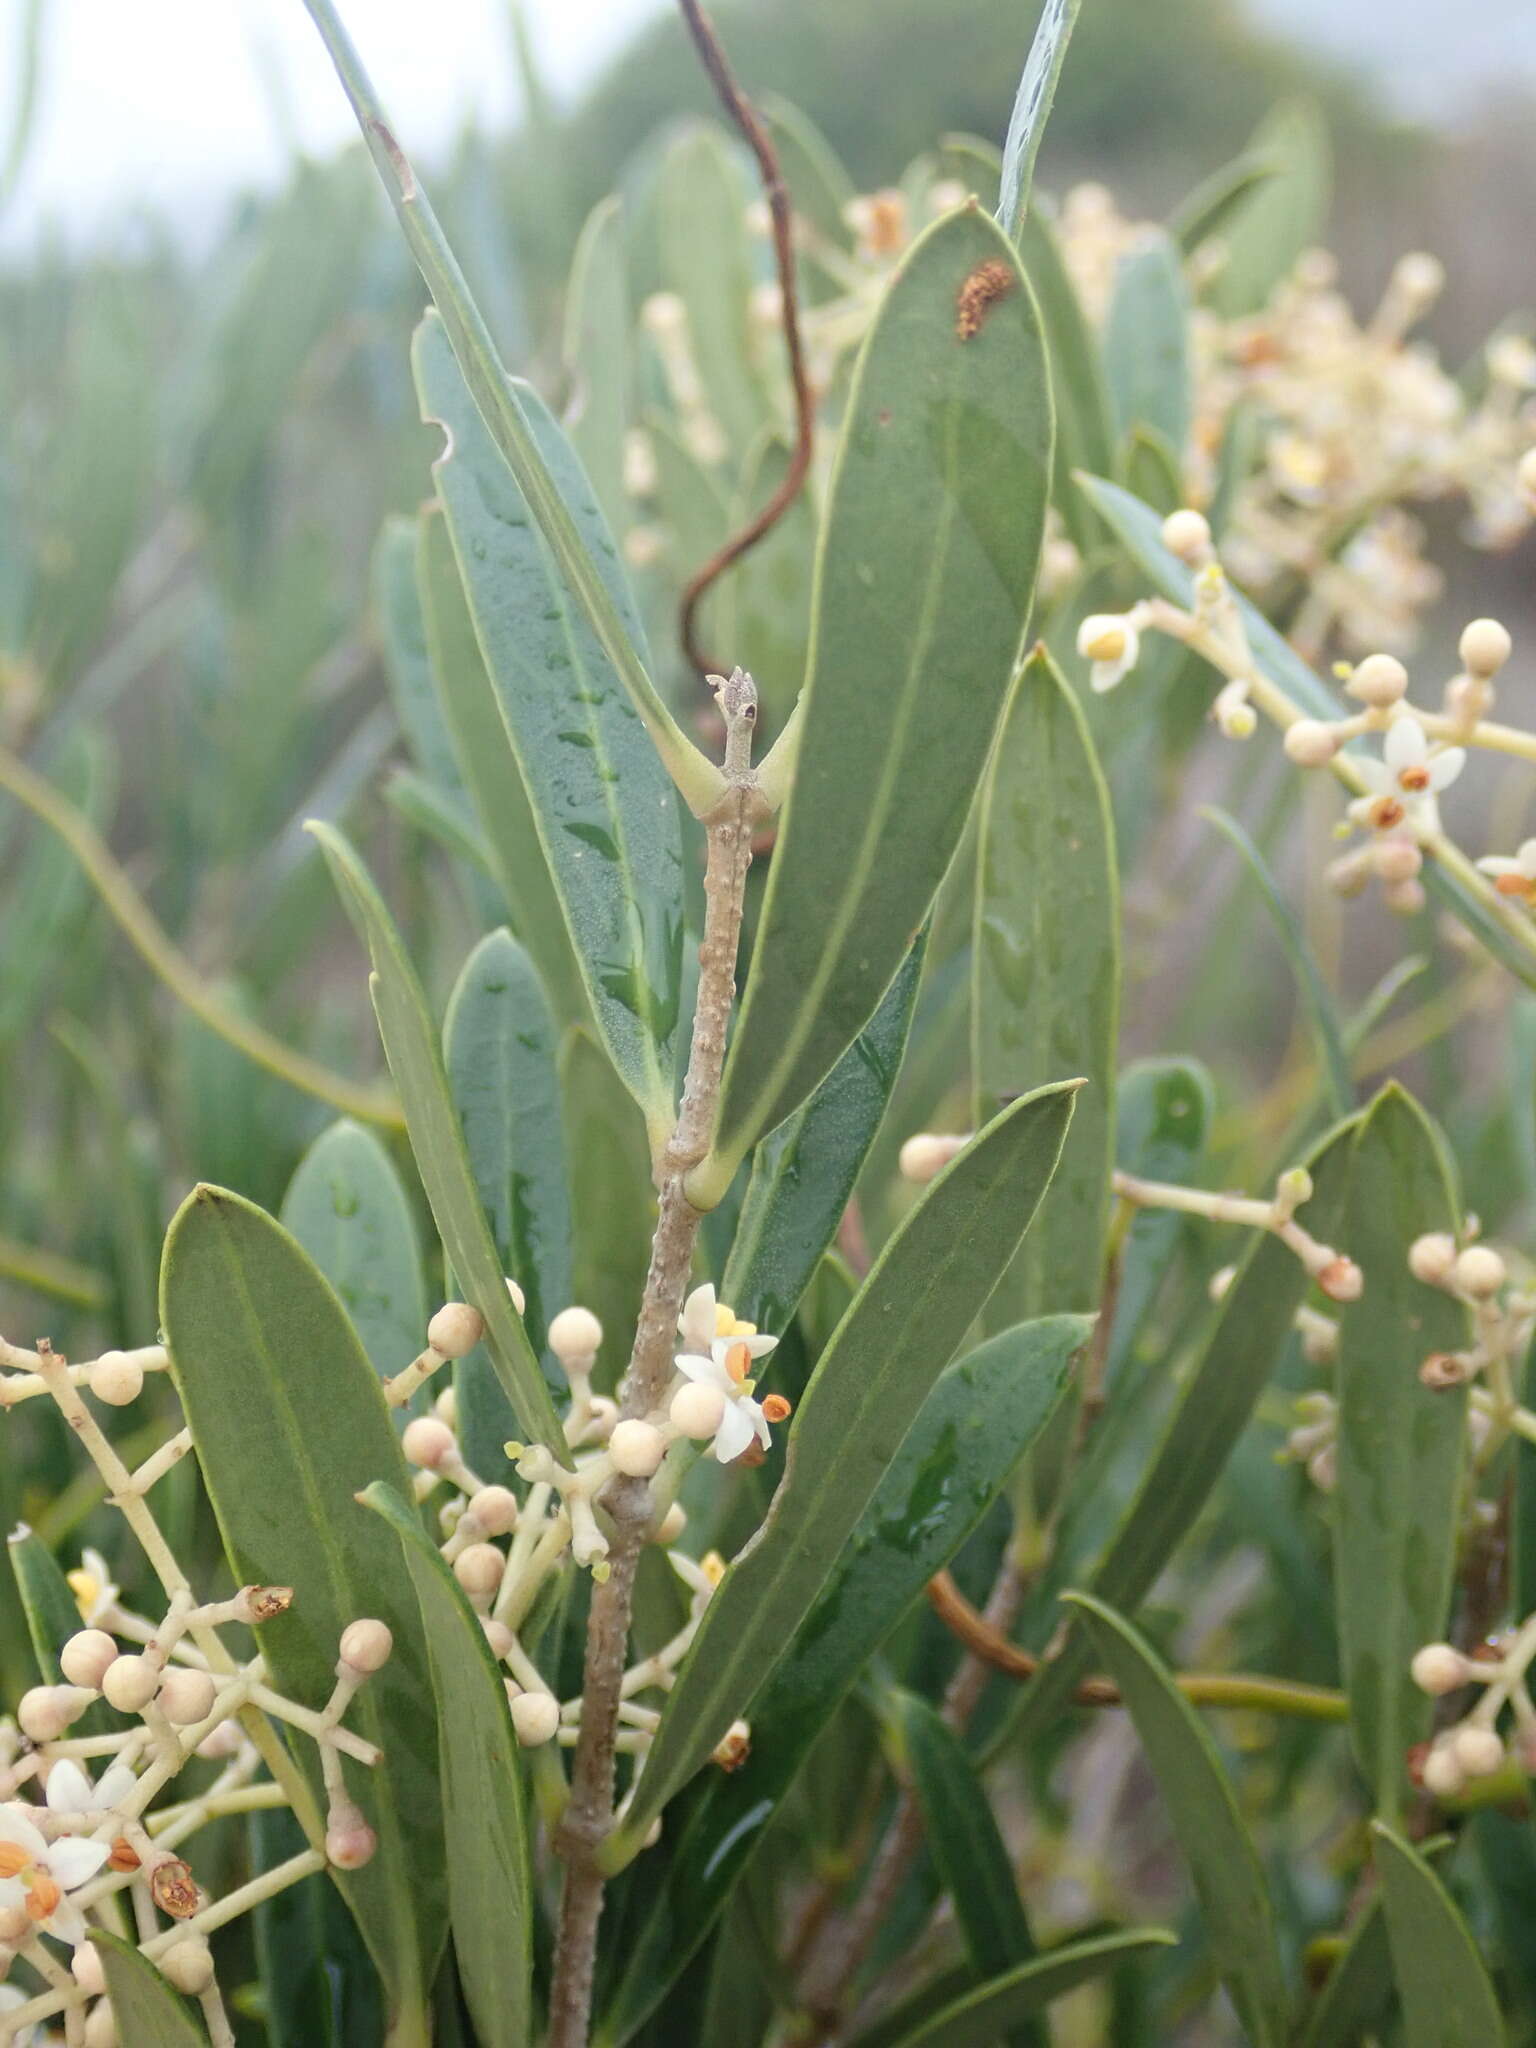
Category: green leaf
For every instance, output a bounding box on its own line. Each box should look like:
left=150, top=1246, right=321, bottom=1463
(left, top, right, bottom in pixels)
left=1334, top=1088, right=1467, bottom=1819
left=361, top=1482, right=532, bottom=2048
left=1014, top=209, right=1112, bottom=557
left=974, top=646, right=1118, bottom=1318
left=0, top=726, right=114, bottom=1048
left=1200, top=806, right=1352, bottom=1120
left=1065, top=1592, right=1289, bottom=2048
left=1206, top=101, right=1330, bottom=318
left=9, top=1525, right=115, bottom=1735
left=1103, top=233, right=1191, bottom=457
left=415, top=313, right=685, bottom=1144
left=250, top=1806, right=384, bottom=2048
left=159, top=1186, right=445, bottom=2026
left=90, top=1932, right=208, bottom=2046
left=594, top=1316, right=1087, bottom=2042
left=699, top=206, right=1052, bottom=1196
left=309, top=821, right=568, bottom=1458
left=375, top=515, right=467, bottom=804
left=562, top=194, right=631, bottom=536
left=445, top=930, right=574, bottom=1476
left=996, top=0, right=1082, bottom=239
left=1167, top=149, right=1281, bottom=257
left=615, top=1082, right=1077, bottom=1854
left=561, top=1023, right=656, bottom=1391
left=724, top=934, right=924, bottom=1331
left=657, top=122, right=770, bottom=460
left=1297, top=1862, right=1415, bottom=2048
left=1371, top=1822, right=1503, bottom=2046
left=760, top=94, right=857, bottom=252
left=281, top=1119, right=428, bottom=1385
left=880, top=1928, right=1177, bottom=2048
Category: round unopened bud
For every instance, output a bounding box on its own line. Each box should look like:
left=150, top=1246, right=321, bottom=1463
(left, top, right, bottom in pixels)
left=1411, top=1643, right=1470, bottom=1696
left=482, top=1618, right=513, bottom=1659
left=1283, top=718, right=1338, bottom=767
left=586, top=1396, right=618, bottom=1441
left=427, top=1302, right=484, bottom=1359
left=158, top=1669, right=217, bottom=1727
left=712, top=1719, right=752, bottom=1771
left=402, top=1417, right=457, bottom=1471
left=1161, top=508, right=1212, bottom=563
left=1421, top=1741, right=1466, bottom=1799
left=1373, top=837, right=1422, bottom=884
left=433, top=1386, right=459, bottom=1426
left=1408, top=1232, right=1458, bottom=1286
left=101, top=1655, right=161, bottom=1714
left=1454, top=1245, right=1506, bottom=1298
left=196, top=1722, right=243, bottom=1760
left=652, top=1502, right=688, bottom=1546
left=339, top=1620, right=394, bottom=1675
left=88, top=1351, right=143, bottom=1407
left=83, top=2000, right=118, bottom=2048
left=1316, top=1256, right=1363, bottom=1303
left=468, top=1486, right=519, bottom=1537
left=548, top=1305, right=603, bottom=1366
left=18, top=1685, right=90, bottom=1741
left=1459, top=617, right=1512, bottom=678
left=453, top=1544, right=505, bottom=1598
left=1394, top=251, right=1445, bottom=304
left=1306, top=1444, right=1337, bottom=1493
left=1219, top=700, right=1257, bottom=740
left=71, top=1944, right=107, bottom=1994
left=510, top=1690, right=560, bottom=1746
left=0, top=1903, right=31, bottom=1945
left=670, top=1382, right=726, bottom=1440
left=1519, top=446, right=1536, bottom=513
left=1276, top=1166, right=1313, bottom=1210
left=1346, top=653, right=1409, bottom=708
left=159, top=1935, right=214, bottom=1995
left=326, top=1801, right=378, bottom=1870
left=898, top=1132, right=966, bottom=1184
left=60, top=1629, right=119, bottom=1691
left=1383, top=877, right=1426, bottom=917
left=1452, top=1724, right=1506, bottom=1779
left=609, top=1420, right=667, bottom=1478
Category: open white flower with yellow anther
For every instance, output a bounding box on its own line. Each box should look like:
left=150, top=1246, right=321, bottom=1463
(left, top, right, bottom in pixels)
left=1351, top=716, right=1464, bottom=831
left=673, top=1330, right=785, bottom=1465
left=0, top=1802, right=110, bottom=1944
left=676, top=1283, right=768, bottom=1359
left=1478, top=838, right=1536, bottom=906
left=1075, top=613, right=1141, bottom=694
left=65, top=1548, right=118, bottom=1629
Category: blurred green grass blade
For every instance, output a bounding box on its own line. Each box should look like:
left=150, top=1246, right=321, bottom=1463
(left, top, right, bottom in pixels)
left=1066, top=1593, right=1289, bottom=2048
left=52, top=1011, right=161, bottom=1340
left=1105, top=1057, right=1215, bottom=1384
left=375, top=516, right=467, bottom=804
left=384, top=768, right=500, bottom=888
left=90, top=1932, right=207, bottom=2046
left=1167, top=148, right=1281, bottom=256
left=281, top=1118, right=428, bottom=1385
left=300, top=0, right=720, bottom=817
left=891, top=1689, right=1042, bottom=2048
left=614, top=1082, right=1077, bottom=1856
left=1201, top=805, right=1352, bottom=1119
left=561, top=1022, right=655, bottom=1393
left=0, top=0, right=46, bottom=211
left=416, top=505, right=587, bottom=1035
left=309, top=821, right=569, bottom=1458
left=1014, top=209, right=1112, bottom=556
left=657, top=123, right=770, bottom=461
left=445, top=930, right=574, bottom=1475
left=879, top=1927, right=1177, bottom=2048
left=974, top=646, right=1117, bottom=1319
left=699, top=207, right=1052, bottom=1196
left=9, top=1525, right=115, bottom=1736
left=1371, top=1822, right=1503, bottom=2046
left=160, top=1186, right=446, bottom=2027
left=594, top=1316, right=1087, bottom=2041
left=724, top=933, right=924, bottom=1332
left=562, top=195, right=631, bottom=535
left=996, top=0, right=1082, bottom=239
left=0, top=727, right=114, bottom=1049
left=1206, top=101, right=1330, bottom=318
left=1103, top=233, right=1191, bottom=457
left=0, top=1235, right=109, bottom=1310
left=414, top=314, right=684, bottom=1144
left=1334, top=1088, right=1467, bottom=1820
left=1118, top=424, right=1183, bottom=515
left=362, top=1482, right=533, bottom=2048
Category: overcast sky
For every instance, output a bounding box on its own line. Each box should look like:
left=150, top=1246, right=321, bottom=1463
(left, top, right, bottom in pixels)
left=5, top=0, right=1535, bottom=254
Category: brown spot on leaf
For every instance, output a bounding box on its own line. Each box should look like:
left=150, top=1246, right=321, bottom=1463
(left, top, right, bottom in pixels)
left=955, top=259, right=1017, bottom=341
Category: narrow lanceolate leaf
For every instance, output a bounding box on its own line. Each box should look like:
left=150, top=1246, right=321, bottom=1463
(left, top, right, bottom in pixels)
left=1372, top=1823, right=1503, bottom=2047
left=1167, top=149, right=1281, bottom=257
left=881, top=1929, right=1177, bottom=2048
left=562, top=194, right=631, bottom=536
left=445, top=930, right=574, bottom=1475
left=974, top=647, right=1117, bottom=1319
left=724, top=935, right=924, bottom=1332
left=374, top=515, right=466, bottom=802
left=90, top=1933, right=208, bottom=2047
left=9, top=1526, right=115, bottom=1736
left=595, top=1317, right=1087, bottom=2042
left=281, top=1119, right=427, bottom=1385
left=996, top=0, right=1082, bottom=239
left=657, top=122, right=770, bottom=459
left=1334, top=1088, right=1467, bottom=1820
left=362, top=1483, right=532, bottom=2048
left=1014, top=210, right=1112, bottom=557
left=415, top=314, right=685, bottom=1145
left=1066, top=1593, right=1289, bottom=2048
left=160, top=1188, right=445, bottom=2025
left=309, top=822, right=568, bottom=1459
left=697, top=207, right=1052, bottom=1199
left=1103, top=232, right=1192, bottom=458
left=616, top=1083, right=1076, bottom=1851
left=1207, top=100, right=1331, bottom=319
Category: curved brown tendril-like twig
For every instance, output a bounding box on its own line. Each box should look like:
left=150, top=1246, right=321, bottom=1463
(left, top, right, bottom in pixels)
left=675, top=0, right=815, bottom=679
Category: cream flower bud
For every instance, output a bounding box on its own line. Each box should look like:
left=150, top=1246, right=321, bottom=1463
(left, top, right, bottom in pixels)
left=402, top=1417, right=457, bottom=1471
left=1317, top=1256, right=1363, bottom=1303
left=1454, top=1245, right=1506, bottom=1298
left=158, top=1669, right=217, bottom=1727
left=1306, top=1444, right=1337, bottom=1492
left=1383, top=878, right=1426, bottom=917
left=670, top=1382, right=727, bottom=1440
left=0, top=1904, right=31, bottom=1945
left=898, top=1132, right=966, bottom=1183
left=1078, top=614, right=1132, bottom=663
left=1346, top=653, right=1409, bottom=708
left=548, top=1306, right=604, bottom=1369
left=712, top=1719, right=752, bottom=1770
left=454, top=1544, right=505, bottom=1597
left=1373, top=838, right=1422, bottom=884
left=1410, top=1643, right=1469, bottom=1695
left=101, top=1655, right=161, bottom=1713
left=83, top=2000, right=118, bottom=2048
left=339, top=1619, right=394, bottom=1675
left=427, top=1303, right=484, bottom=1359
left=1519, top=446, right=1536, bottom=515
left=18, top=1684, right=90, bottom=1741
left=71, top=1944, right=107, bottom=1994
left=510, top=1690, right=560, bottom=1746
left=1393, top=251, right=1444, bottom=304
left=196, top=1722, right=243, bottom=1760
left=1283, top=719, right=1338, bottom=767
left=652, top=1502, right=688, bottom=1546
left=1451, top=1724, right=1506, bottom=1779
left=586, top=1396, right=618, bottom=1441
left=1421, top=1741, right=1465, bottom=1799
left=433, top=1386, right=459, bottom=1427
left=482, top=1618, right=513, bottom=1659
left=505, top=1277, right=526, bottom=1316
left=1408, top=1232, right=1458, bottom=1286
left=159, top=1935, right=215, bottom=1995
left=326, top=1801, right=377, bottom=1869
left=609, top=1419, right=667, bottom=1478
left=1459, top=618, right=1512, bottom=678
left=60, top=1629, right=119, bottom=1690
left=467, top=1486, right=519, bottom=1537
left=1161, top=508, right=1212, bottom=563
left=88, top=1351, right=143, bottom=1406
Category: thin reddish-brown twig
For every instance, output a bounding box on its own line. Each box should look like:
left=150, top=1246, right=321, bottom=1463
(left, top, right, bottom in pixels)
left=675, top=0, right=815, bottom=679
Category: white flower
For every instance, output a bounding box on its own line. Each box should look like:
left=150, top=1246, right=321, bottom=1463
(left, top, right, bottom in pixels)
left=0, top=1802, right=110, bottom=1944
left=1076, top=613, right=1141, bottom=694
left=1478, top=838, right=1536, bottom=904
left=674, top=1332, right=782, bottom=1465
left=1352, top=716, right=1464, bottom=830
left=66, top=1549, right=118, bottom=1628
left=44, top=1759, right=136, bottom=1818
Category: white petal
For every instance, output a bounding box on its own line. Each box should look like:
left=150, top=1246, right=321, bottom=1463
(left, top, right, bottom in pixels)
left=1518, top=840, right=1536, bottom=876
left=1353, top=758, right=1391, bottom=794
left=1089, top=657, right=1127, bottom=695
left=45, top=1837, right=110, bottom=1890
left=745, top=1398, right=772, bottom=1452
left=93, top=1764, right=137, bottom=1811
left=712, top=1401, right=756, bottom=1464
left=1385, top=717, right=1428, bottom=771
left=677, top=1284, right=717, bottom=1353
left=45, top=1899, right=85, bottom=1946
left=739, top=1334, right=779, bottom=1361
left=44, top=1761, right=93, bottom=1814
left=675, top=1353, right=731, bottom=1393
left=0, top=1878, right=25, bottom=1913
left=1479, top=857, right=1521, bottom=877
left=0, top=1808, right=48, bottom=1860
left=1427, top=747, right=1465, bottom=791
